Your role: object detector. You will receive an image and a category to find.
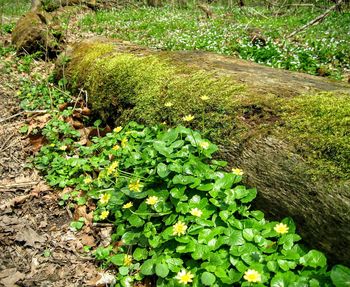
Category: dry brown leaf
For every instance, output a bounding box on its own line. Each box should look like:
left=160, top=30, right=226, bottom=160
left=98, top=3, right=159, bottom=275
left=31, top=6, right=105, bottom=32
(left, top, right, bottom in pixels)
left=74, top=205, right=93, bottom=224
left=0, top=270, right=25, bottom=287
left=29, top=134, right=47, bottom=152
left=72, top=120, right=84, bottom=129
left=81, top=107, right=92, bottom=116
left=15, top=226, right=46, bottom=247
left=79, top=234, right=96, bottom=247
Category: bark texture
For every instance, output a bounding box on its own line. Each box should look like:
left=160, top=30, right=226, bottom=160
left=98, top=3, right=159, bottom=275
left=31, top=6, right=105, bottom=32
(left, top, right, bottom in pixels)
left=57, top=38, right=350, bottom=264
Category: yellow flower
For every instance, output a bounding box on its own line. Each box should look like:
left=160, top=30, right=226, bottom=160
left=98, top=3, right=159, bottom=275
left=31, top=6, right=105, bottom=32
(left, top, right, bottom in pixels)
left=84, top=176, right=92, bottom=184
left=243, top=269, right=261, bottom=283
left=128, top=180, right=142, bottom=192
left=199, top=141, right=209, bottom=149
left=165, top=102, right=173, bottom=107
left=146, top=196, right=159, bottom=205
left=49, top=143, right=55, bottom=147
left=173, top=221, right=187, bottom=236
left=190, top=208, right=202, bottom=217
left=175, top=269, right=194, bottom=285
left=274, top=223, right=289, bottom=234
left=16, top=91, right=22, bottom=96
left=200, top=95, right=210, bottom=101
left=232, top=168, right=244, bottom=176
left=123, top=202, right=133, bottom=209
left=124, top=254, right=133, bottom=266
left=113, top=126, right=123, bottom=133
left=59, top=145, right=67, bottom=151
left=121, top=138, right=128, bottom=147
left=100, top=210, right=109, bottom=220
left=99, top=193, right=111, bottom=205
left=112, top=144, right=120, bottom=151
left=182, top=114, right=195, bottom=122
left=107, top=161, right=119, bottom=175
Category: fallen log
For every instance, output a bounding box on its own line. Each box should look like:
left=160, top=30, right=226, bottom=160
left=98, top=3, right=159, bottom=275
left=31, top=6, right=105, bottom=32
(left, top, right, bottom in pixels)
left=56, top=38, right=350, bottom=264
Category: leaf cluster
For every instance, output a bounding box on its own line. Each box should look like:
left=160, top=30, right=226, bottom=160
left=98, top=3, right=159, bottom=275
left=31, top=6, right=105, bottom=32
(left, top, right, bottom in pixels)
left=34, top=122, right=348, bottom=286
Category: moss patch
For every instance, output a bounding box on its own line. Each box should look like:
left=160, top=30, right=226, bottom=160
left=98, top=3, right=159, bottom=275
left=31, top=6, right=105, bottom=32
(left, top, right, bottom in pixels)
left=63, top=41, right=350, bottom=180
left=281, top=92, right=350, bottom=179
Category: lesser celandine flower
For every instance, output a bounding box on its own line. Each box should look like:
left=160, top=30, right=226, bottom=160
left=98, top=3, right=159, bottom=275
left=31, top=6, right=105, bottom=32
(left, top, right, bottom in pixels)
left=123, top=202, right=133, bottom=209
left=182, top=114, right=195, bottom=122
left=107, top=161, right=119, bottom=175
left=100, top=210, right=109, bottom=220
left=173, top=221, right=187, bottom=236
left=124, top=255, right=133, bottom=266
left=175, top=269, right=194, bottom=285
left=199, top=141, right=209, bottom=149
left=121, top=138, right=128, bottom=147
left=274, top=223, right=289, bottom=234
left=243, top=269, right=261, bottom=283
left=84, top=176, right=92, bottom=184
left=112, top=144, right=120, bottom=151
left=232, top=168, right=244, bottom=176
left=99, top=193, right=111, bottom=204
left=128, top=180, right=142, bottom=192
left=164, top=102, right=173, bottom=107
left=59, top=145, right=67, bottom=151
left=113, top=126, right=122, bottom=133
left=146, top=196, right=159, bottom=205
left=190, top=208, right=203, bottom=217
left=200, top=95, right=210, bottom=101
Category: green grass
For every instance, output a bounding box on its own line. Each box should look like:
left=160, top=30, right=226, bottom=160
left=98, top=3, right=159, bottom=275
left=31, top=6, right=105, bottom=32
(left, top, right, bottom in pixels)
left=0, top=0, right=30, bottom=34
left=78, top=5, right=350, bottom=79
left=0, top=0, right=30, bottom=18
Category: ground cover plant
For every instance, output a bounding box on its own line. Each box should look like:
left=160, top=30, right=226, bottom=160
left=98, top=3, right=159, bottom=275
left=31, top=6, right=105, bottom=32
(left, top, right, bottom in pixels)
left=2, top=1, right=350, bottom=286
left=16, top=75, right=348, bottom=286
left=78, top=5, right=350, bottom=80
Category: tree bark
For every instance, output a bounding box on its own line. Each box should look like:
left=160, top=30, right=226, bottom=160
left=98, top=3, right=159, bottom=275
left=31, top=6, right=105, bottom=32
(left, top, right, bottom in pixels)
left=57, top=38, right=350, bottom=265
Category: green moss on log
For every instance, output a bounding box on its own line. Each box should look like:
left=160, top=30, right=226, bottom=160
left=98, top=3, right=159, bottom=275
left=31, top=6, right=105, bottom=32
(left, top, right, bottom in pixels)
left=282, top=92, right=350, bottom=179
left=63, top=41, right=350, bottom=180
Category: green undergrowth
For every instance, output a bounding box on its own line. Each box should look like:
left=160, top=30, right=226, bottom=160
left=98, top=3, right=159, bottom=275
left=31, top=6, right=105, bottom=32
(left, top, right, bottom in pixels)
left=0, top=0, right=30, bottom=18
left=32, top=114, right=350, bottom=286
left=64, top=42, right=350, bottom=179
left=9, top=47, right=348, bottom=285
left=78, top=5, right=350, bottom=79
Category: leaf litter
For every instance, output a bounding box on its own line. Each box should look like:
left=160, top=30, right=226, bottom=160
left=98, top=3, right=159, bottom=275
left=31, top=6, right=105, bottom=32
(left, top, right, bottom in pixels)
left=0, top=37, right=114, bottom=287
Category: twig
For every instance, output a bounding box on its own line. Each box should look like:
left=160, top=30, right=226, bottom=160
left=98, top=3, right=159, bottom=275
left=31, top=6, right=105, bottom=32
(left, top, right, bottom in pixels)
left=286, top=0, right=343, bottom=39
left=0, top=134, right=15, bottom=151
left=0, top=181, right=39, bottom=190
left=92, top=222, right=114, bottom=227
left=0, top=110, right=48, bottom=123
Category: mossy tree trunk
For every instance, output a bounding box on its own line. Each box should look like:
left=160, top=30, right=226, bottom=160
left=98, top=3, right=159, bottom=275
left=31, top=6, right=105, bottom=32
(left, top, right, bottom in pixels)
left=57, top=38, right=350, bottom=265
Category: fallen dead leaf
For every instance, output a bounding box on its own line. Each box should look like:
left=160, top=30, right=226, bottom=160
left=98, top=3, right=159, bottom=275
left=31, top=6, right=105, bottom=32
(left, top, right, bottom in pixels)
left=79, top=234, right=96, bottom=247
left=99, top=227, right=113, bottom=247
left=15, top=226, right=46, bottom=247
left=74, top=205, right=93, bottom=224
left=0, top=270, right=25, bottom=287
left=29, top=134, right=47, bottom=152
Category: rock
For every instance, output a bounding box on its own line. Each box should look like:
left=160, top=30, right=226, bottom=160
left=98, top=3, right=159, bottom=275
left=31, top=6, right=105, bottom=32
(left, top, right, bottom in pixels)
left=11, top=11, right=62, bottom=57
left=56, top=38, right=350, bottom=265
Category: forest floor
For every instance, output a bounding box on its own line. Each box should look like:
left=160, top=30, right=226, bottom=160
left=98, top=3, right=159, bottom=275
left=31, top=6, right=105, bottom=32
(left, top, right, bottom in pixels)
left=1, top=2, right=350, bottom=286
left=0, top=32, right=115, bottom=287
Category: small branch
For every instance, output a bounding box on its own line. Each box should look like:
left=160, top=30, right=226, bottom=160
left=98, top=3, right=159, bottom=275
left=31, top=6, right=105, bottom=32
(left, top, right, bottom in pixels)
left=286, top=0, right=343, bottom=39
left=0, top=110, right=48, bottom=123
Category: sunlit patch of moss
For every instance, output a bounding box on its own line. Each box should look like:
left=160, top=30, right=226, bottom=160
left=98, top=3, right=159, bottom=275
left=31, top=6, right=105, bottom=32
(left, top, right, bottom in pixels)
left=282, top=92, right=350, bottom=179
left=64, top=41, right=350, bottom=181
left=65, top=41, right=255, bottom=142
